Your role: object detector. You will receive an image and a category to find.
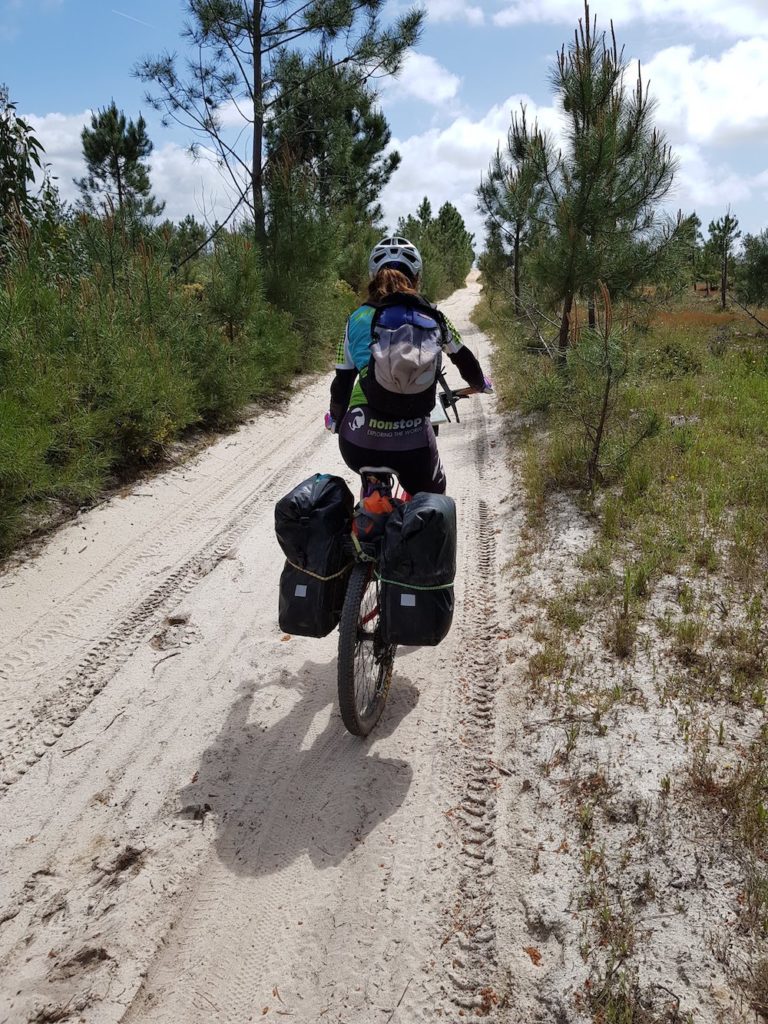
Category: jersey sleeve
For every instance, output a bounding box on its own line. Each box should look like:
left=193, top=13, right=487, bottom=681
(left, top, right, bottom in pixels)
left=335, top=322, right=355, bottom=370
left=438, top=313, right=485, bottom=390
left=441, top=315, right=464, bottom=355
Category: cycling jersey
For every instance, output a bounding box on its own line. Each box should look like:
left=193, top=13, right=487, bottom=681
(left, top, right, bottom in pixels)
left=328, top=292, right=485, bottom=496
left=330, top=297, right=482, bottom=418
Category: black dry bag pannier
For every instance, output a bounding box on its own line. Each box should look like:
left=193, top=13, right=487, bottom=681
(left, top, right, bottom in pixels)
left=379, top=493, right=457, bottom=646
left=275, top=474, right=354, bottom=637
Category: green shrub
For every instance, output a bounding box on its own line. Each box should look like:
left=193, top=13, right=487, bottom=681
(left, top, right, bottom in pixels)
left=521, top=369, right=567, bottom=413
left=0, top=221, right=309, bottom=553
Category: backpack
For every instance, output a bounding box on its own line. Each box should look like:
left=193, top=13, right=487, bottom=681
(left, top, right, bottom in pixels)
left=361, top=294, right=448, bottom=418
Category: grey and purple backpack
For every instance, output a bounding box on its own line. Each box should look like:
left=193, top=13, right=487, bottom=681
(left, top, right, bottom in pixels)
left=361, top=294, right=448, bottom=418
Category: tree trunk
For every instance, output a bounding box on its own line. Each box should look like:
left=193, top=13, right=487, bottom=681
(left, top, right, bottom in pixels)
left=252, top=1, right=266, bottom=244
left=115, top=158, right=124, bottom=214
left=588, top=366, right=612, bottom=490
left=588, top=296, right=596, bottom=329
left=721, top=253, right=727, bottom=311
left=558, top=293, right=573, bottom=362
left=513, top=224, right=521, bottom=315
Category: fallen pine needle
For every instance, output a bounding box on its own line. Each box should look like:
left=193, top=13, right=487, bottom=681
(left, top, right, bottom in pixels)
left=385, top=977, right=412, bottom=1023
left=152, top=650, right=181, bottom=675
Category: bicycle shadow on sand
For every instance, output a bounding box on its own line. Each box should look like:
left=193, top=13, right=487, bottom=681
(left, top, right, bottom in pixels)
left=179, top=658, right=417, bottom=879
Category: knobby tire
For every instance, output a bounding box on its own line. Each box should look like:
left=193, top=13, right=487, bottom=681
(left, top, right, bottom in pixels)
left=337, top=562, right=395, bottom=736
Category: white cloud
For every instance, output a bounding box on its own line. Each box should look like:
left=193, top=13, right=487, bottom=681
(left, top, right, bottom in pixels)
left=492, top=0, right=768, bottom=36
left=149, top=144, right=239, bottom=223
left=26, top=79, right=767, bottom=250
left=423, top=0, right=484, bottom=25
left=27, top=110, right=90, bottom=202
left=27, top=109, right=235, bottom=224
left=380, top=94, right=560, bottom=239
left=386, top=52, right=461, bottom=106
left=644, top=38, right=768, bottom=145
left=379, top=88, right=768, bottom=244
left=672, top=143, right=755, bottom=209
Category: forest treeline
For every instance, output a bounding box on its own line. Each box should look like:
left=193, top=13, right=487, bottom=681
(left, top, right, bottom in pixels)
left=0, top=1, right=474, bottom=553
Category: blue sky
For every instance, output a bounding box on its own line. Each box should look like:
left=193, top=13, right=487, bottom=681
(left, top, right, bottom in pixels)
left=3, top=0, right=768, bottom=242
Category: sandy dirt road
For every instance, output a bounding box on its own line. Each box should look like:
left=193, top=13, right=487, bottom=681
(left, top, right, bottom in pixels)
left=0, top=277, right=518, bottom=1024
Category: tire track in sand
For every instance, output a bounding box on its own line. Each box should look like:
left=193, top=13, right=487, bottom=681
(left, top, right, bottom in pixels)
left=0, top=427, right=326, bottom=792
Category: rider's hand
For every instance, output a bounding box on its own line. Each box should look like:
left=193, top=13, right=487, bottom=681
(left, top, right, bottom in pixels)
left=324, top=412, right=337, bottom=433
left=482, top=375, right=494, bottom=394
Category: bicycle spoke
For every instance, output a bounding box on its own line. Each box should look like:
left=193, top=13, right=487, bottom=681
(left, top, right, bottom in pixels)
left=337, top=564, right=396, bottom=735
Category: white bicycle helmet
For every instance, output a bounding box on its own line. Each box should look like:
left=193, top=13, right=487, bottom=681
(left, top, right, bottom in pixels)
left=368, top=236, right=423, bottom=280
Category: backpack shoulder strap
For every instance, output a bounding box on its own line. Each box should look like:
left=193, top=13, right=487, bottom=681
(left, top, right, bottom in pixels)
left=369, top=292, right=449, bottom=340
left=411, top=293, right=450, bottom=343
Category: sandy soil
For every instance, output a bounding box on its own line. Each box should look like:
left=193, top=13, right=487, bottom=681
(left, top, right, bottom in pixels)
left=0, top=276, right=526, bottom=1024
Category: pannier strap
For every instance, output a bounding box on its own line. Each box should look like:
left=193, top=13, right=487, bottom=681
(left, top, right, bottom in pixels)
left=351, top=533, right=376, bottom=563
left=286, top=559, right=353, bottom=582
left=375, top=572, right=454, bottom=592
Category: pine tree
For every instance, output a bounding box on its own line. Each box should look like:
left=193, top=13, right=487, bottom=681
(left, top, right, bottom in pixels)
left=416, top=197, right=432, bottom=230
left=708, top=210, right=740, bottom=310
left=136, top=0, right=422, bottom=243
left=478, top=107, right=544, bottom=314
left=76, top=101, right=164, bottom=219
left=738, top=229, right=768, bottom=308
left=434, top=202, right=474, bottom=288
left=503, top=2, right=680, bottom=355
left=266, top=53, right=398, bottom=294
left=396, top=198, right=474, bottom=299
left=266, top=52, right=399, bottom=222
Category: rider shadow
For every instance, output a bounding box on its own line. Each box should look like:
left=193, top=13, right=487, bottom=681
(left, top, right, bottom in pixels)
left=179, top=658, right=417, bottom=879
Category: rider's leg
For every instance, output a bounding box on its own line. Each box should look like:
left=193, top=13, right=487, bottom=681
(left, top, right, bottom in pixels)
left=338, top=408, right=447, bottom=496
left=393, top=445, right=446, bottom=496
left=338, top=436, right=446, bottom=496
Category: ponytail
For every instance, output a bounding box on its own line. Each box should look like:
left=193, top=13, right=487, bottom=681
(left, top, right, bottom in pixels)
left=367, top=267, right=420, bottom=304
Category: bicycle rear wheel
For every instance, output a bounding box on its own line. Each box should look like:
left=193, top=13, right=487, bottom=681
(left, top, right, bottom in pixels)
left=337, top=562, right=396, bottom=736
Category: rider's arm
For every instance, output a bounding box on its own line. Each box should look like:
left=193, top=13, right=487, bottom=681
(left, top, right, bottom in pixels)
left=442, top=316, right=486, bottom=392
left=329, top=324, right=358, bottom=423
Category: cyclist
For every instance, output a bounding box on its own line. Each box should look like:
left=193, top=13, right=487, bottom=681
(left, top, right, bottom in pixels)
left=325, top=236, right=492, bottom=495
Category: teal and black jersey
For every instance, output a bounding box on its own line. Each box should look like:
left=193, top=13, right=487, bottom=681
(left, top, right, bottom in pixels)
left=335, top=304, right=376, bottom=373
left=334, top=299, right=473, bottom=411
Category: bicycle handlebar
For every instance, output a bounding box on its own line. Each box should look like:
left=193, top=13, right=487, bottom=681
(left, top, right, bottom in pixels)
left=436, top=370, right=488, bottom=424
left=449, top=385, right=482, bottom=398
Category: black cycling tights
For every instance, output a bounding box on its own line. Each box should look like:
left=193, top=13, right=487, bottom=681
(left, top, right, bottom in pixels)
left=338, top=436, right=446, bottom=496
